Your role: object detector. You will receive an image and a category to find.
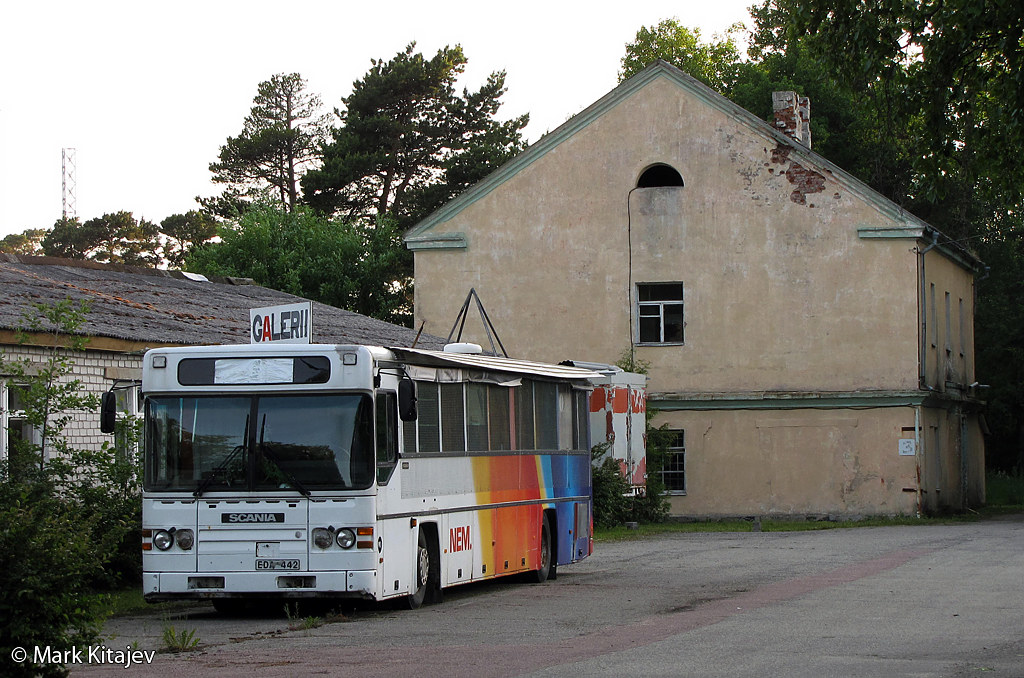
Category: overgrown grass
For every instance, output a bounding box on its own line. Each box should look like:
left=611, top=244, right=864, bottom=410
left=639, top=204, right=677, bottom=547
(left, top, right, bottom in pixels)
left=986, top=470, right=1024, bottom=508
left=593, top=514, right=986, bottom=542
left=97, top=587, right=206, bottom=618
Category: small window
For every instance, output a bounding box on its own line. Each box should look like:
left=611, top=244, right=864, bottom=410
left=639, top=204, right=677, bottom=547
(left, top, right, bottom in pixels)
left=929, top=283, right=937, bottom=348
left=2, top=382, right=41, bottom=476
left=515, top=381, right=535, bottom=451
left=534, top=382, right=558, bottom=450
left=637, top=283, right=684, bottom=344
left=944, top=291, right=952, bottom=355
left=466, top=383, right=489, bottom=451
left=488, top=386, right=511, bottom=451
left=440, top=383, right=466, bottom=452
left=637, top=164, right=684, bottom=188
left=662, top=429, right=686, bottom=493
left=111, top=384, right=141, bottom=460
left=376, top=392, right=398, bottom=484
left=417, top=383, right=440, bottom=453
left=572, top=389, right=589, bottom=451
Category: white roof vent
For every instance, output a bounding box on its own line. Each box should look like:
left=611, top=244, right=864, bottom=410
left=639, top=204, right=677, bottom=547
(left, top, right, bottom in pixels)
left=444, top=342, right=483, bottom=355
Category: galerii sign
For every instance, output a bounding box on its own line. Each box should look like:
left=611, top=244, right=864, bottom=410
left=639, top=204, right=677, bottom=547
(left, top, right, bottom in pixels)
left=250, top=302, right=312, bottom=343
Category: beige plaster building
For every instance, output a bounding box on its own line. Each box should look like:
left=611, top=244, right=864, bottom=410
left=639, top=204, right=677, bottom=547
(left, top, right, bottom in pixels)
left=405, top=61, right=985, bottom=518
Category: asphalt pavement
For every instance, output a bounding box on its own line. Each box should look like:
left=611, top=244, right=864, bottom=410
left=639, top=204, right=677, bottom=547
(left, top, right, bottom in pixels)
left=64, top=515, right=1023, bottom=678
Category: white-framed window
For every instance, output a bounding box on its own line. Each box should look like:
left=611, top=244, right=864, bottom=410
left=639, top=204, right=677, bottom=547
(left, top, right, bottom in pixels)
left=2, top=381, right=41, bottom=472
left=661, top=429, right=686, bottom=494
left=637, top=282, right=684, bottom=344
left=111, top=383, right=142, bottom=459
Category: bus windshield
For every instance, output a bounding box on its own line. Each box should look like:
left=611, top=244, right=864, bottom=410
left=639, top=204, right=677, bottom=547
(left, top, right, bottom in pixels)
left=145, top=394, right=374, bottom=492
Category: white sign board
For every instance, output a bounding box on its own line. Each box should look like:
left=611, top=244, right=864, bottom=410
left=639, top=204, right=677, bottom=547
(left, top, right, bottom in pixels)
left=250, top=302, right=312, bottom=344
left=898, top=439, right=917, bottom=456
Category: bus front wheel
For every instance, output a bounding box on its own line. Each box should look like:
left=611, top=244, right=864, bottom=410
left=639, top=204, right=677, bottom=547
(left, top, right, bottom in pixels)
left=406, top=530, right=429, bottom=609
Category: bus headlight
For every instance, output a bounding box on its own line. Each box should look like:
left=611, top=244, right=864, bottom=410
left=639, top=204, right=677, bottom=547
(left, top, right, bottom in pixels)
left=336, top=528, right=356, bottom=549
left=175, top=529, right=195, bottom=550
left=312, top=528, right=334, bottom=550
left=152, top=530, right=174, bottom=551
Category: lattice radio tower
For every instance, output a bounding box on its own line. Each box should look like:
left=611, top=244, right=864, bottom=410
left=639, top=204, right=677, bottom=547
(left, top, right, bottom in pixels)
left=62, top=148, right=77, bottom=220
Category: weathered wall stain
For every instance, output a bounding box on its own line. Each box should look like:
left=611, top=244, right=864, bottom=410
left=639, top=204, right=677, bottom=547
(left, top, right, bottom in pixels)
left=763, top=143, right=827, bottom=205
left=770, top=144, right=791, bottom=165
left=786, top=162, right=827, bottom=205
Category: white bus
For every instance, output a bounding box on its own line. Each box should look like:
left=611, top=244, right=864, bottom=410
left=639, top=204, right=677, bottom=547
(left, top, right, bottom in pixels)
left=130, top=343, right=596, bottom=609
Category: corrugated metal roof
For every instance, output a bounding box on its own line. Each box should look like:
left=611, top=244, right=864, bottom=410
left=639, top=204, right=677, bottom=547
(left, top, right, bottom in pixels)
left=0, top=255, right=446, bottom=350
left=389, top=347, right=601, bottom=382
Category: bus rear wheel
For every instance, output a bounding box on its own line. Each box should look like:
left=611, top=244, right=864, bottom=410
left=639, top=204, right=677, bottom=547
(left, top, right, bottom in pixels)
left=527, top=514, right=552, bottom=583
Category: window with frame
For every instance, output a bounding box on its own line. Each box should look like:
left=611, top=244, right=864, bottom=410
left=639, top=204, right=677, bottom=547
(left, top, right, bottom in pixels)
left=111, top=384, right=142, bottom=460
left=2, top=382, right=40, bottom=475
left=661, top=429, right=686, bottom=493
left=402, top=378, right=582, bottom=455
left=376, top=391, right=398, bottom=484
left=637, top=283, right=684, bottom=344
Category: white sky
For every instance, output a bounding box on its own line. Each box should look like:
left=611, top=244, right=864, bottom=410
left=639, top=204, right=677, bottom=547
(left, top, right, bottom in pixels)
left=0, top=0, right=754, bottom=238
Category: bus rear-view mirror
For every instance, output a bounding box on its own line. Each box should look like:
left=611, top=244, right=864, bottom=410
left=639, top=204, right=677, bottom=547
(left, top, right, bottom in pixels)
left=398, top=379, right=417, bottom=422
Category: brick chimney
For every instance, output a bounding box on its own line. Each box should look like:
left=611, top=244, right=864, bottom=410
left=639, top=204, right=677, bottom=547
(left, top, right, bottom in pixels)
left=772, top=91, right=811, bottom=149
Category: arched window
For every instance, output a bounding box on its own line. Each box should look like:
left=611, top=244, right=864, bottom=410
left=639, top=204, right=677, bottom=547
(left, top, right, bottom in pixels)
left=636, top=164, right=684, bottom=188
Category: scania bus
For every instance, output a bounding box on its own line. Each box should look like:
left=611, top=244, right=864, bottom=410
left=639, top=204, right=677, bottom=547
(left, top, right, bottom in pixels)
left=130, top=343, right=596, bottom=609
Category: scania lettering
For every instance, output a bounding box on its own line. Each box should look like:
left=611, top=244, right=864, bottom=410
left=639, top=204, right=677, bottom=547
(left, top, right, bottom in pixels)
left=222, top=513, right=285, bottom=524
left=137, top=343, right=595, bottom=610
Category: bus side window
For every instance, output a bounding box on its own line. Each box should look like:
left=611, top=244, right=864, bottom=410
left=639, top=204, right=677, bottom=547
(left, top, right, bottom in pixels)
left=376, top=391, right=398, bottom=485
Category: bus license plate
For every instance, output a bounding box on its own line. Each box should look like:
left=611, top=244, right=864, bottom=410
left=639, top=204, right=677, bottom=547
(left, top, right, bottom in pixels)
left=255, top=559, right=300, bottom=571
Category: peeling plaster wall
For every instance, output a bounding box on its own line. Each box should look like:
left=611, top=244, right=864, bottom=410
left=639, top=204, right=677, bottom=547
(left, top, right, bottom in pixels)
left=411, top=73, right=982, bottom=517
left=414, top=77, right=919, bottom=393
left=651, top=407, right=923, bottom=518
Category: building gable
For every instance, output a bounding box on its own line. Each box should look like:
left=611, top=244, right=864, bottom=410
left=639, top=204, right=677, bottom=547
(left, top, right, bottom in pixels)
left=405, top=60, right=980, bottom=273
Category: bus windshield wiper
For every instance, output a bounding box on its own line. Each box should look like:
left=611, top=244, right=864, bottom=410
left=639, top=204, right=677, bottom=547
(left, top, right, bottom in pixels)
left=257, top=414, right=311, bottom=497
left=194, top=414, right=249, bottom=498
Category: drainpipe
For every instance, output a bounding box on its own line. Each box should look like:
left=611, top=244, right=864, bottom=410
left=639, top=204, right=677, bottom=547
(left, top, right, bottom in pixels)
left=918, top=230, right=940, bottom=389
left=960, top=407, right=968, bottom=510
left=915, top=406, right=923, bottom=517
left=916, top=231, right=939, bottom=517
left=626, top=187, right=640, bottom=366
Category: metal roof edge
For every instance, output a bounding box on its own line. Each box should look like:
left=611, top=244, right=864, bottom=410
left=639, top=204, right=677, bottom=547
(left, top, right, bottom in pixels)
left=388, top=347, right=601, bottom=382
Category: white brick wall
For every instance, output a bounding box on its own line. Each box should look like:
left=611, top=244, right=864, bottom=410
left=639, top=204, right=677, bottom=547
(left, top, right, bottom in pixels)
left=1, top=344, right=142, bottom=457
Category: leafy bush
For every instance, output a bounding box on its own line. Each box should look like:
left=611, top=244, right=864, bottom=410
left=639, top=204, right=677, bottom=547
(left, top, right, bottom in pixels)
left=986, top=470, right=1024, bottom=506
left=0, top=299, right=142, bottom=676
left=591, top=444, right=633, bottom=528
left=590, top=351, right=671, bottom=526
left=0, top=474, right=105, bottom=678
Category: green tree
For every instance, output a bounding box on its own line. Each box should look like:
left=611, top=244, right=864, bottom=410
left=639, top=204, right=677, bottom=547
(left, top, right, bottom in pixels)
left=159, top=211, right=218, bottom=268
left=39, top=217, right=86, bottom=259
left=0, top=228, right=48, bottom=255
left=41, top=212, right=161, bottom=266
left=763, top=0, right=1024, bottom=236
left=302, top=43, right=528, bottom=228
left=619, top=19, right=745, bottom=91
left=975, top=226, right=1024, bottom=472
left=186, top=204, right=413, bottom=324
left=208, top=73, right=329, bottom=213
